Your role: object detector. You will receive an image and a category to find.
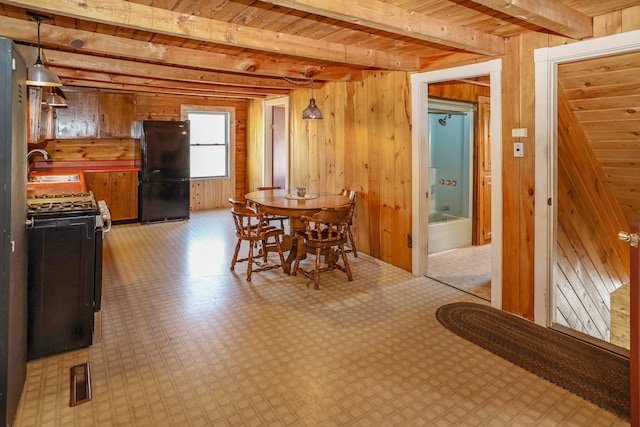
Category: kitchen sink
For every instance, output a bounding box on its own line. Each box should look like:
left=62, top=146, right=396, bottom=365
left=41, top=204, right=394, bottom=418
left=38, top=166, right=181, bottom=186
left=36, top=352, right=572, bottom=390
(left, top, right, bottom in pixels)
left=28, top=174, right=81, bottom=183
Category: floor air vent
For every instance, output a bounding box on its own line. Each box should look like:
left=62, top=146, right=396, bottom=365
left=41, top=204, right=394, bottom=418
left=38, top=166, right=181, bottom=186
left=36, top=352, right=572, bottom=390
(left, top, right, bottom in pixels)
left=70, top=363, right=92, bottom=406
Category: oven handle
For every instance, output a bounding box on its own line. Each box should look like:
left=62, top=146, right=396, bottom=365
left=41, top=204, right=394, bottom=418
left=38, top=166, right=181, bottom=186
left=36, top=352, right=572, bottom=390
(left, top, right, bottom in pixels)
left=97, top=200, right=112, bottom=233
left=102, top=215, right=112, bottom=233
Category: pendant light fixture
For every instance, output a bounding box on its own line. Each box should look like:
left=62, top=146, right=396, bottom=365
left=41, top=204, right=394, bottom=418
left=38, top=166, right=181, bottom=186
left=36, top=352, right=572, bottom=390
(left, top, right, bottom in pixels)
left=26, top=12, right=62, bottom=87
left=301, top=78, right=322, bottom=120
left=43, top=87, right=67, bottom=107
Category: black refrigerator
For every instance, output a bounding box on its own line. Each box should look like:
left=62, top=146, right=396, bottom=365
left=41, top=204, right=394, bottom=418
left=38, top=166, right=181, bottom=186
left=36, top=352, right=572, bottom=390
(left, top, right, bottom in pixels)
left=0, top=38, right=27, bottom=426
left=139, top=120, right=190, bottom=223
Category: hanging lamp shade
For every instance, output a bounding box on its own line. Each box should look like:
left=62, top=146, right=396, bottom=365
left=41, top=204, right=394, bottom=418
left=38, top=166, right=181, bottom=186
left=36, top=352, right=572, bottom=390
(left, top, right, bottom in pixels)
left=302, top=78, right=322, bottom=120
left=43, top=87, right=67, bottom=107
left=302, top=98, right=323, bottom=120
left=28, top=60, right=62, bottom=87
left=26, top=13, right=62, bottom=87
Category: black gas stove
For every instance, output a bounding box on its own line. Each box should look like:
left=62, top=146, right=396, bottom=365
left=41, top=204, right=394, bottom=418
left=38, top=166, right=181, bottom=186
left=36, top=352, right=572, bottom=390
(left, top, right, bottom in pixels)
left=27, top=192, right=99, bottom=218
left=26, top=190, right=111, bottom=360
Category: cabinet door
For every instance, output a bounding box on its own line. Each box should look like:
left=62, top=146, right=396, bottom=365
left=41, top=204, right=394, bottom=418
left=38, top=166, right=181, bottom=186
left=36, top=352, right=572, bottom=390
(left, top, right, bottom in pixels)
left=27, top=87, right=42, bottom=143
left=84, top=172, right=111, bottom=203
left=110, top=171, right=138, bottom=221
left=54, top=90, right=99, bottom=138
left=99, top=93, right=135, bottom=138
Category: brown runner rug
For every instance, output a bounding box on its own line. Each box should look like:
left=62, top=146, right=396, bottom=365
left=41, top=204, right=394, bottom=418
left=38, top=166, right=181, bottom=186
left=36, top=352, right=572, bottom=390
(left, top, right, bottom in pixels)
left=436, top=302, right=629, bottom=420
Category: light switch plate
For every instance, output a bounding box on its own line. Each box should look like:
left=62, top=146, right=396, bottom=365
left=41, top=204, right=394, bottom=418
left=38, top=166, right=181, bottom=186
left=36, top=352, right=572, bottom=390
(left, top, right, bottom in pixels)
left=512, top=128, right=528, bottom=137
left=514, top=142, right=524, bottom=157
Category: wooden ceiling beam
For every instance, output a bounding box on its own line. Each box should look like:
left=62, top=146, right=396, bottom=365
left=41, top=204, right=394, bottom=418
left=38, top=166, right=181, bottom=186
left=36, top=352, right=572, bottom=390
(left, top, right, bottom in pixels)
left=50, top=67, right=291, bottom=97
left=261, top=0, right=505, bottom=56
left=4, top=0, right=420, bottom=70
left=57, top=79, right=269, bottom=100
left=470, top=0, right=592, bottom=39
left=0, top=16, right=361, bottom=81
left=41, top=49, right=310, bottom=89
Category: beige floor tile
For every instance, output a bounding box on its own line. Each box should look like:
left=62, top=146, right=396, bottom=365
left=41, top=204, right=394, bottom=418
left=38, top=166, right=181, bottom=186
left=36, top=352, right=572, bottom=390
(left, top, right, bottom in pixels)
left=13, top=209, right=628, bottom=426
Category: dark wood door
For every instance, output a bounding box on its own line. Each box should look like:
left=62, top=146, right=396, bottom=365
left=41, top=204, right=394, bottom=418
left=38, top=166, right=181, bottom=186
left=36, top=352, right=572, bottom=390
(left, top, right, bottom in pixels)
left=630, top=221, right=640, bottom=426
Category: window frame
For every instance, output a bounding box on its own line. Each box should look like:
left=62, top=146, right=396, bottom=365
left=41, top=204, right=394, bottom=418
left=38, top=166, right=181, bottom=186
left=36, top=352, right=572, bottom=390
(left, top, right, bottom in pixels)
left=187, top=110, right=230, bottom=179
left=180, top=105, right=236, bottom=182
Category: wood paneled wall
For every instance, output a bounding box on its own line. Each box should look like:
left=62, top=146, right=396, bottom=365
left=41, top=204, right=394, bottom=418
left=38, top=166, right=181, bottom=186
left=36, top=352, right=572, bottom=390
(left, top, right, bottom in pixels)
left=246, top=98, right=264, bottom=197
left=247, top=77, right=489, bottom=272
left=42, top=91, right=248, bottom=211
left=428, top=81, right=490, bottom=102
left=136, top=94, right=248, bottom=210
left=556, top=89, right=630, bottom=340
left=278, top=71, right=414, bottom=270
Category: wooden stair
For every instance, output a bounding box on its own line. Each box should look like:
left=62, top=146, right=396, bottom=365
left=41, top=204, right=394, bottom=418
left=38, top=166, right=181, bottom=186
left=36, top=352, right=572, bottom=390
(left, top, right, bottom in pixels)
left=610, top=282, right=630, bottom=350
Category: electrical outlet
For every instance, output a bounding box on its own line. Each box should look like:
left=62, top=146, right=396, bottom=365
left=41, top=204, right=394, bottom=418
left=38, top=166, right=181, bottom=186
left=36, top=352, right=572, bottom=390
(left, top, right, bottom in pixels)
left=514, top=142, right=524, bottom=157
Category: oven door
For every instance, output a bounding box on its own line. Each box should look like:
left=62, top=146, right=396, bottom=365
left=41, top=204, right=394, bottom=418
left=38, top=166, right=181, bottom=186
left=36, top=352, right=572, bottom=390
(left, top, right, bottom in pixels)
left=27, top=214, right=96, bottom=360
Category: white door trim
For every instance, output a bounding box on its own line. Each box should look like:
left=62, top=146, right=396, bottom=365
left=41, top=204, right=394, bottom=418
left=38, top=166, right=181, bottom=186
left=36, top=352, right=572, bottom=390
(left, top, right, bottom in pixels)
left=534, top=29, right=640, bottom=326
left=411, top=59, right=503, bottom=308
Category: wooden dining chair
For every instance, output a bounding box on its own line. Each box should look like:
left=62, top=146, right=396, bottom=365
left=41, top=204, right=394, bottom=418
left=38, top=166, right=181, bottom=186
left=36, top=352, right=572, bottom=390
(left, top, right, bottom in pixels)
left=229, top=201, right=286, bottom=282
left=339, top=189, right=358, bottom=257
left=292, top=205, right=353, bottom=290
left=255, top=186, right=288, bottom=231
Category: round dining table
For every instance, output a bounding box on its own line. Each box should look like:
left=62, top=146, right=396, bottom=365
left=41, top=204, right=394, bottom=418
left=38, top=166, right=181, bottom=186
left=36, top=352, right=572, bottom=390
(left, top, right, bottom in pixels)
left=244, top=189, right=350, bottom=272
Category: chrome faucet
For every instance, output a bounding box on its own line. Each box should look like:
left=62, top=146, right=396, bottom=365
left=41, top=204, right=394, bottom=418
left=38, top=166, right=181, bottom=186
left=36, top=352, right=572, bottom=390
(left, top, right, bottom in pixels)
left=27, top=148, right=50, bottom=162
left=27, top=149, right=51, bottom=178
left=441, top=205, right=450, bottom=211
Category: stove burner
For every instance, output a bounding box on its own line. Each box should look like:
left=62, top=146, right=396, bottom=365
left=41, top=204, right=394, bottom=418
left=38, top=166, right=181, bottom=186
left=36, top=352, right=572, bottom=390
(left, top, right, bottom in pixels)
left=28, top=192, right=98, bottom=216
left=33, top=192, right=91, bottom=199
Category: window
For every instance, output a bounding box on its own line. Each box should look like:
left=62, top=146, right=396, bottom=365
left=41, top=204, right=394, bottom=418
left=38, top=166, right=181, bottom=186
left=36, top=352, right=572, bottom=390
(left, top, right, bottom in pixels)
left=187, top=111, right=230, bottom=178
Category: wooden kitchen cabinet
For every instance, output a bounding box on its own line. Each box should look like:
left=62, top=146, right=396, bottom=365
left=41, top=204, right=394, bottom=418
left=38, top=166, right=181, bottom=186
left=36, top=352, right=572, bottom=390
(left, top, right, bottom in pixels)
left=27, top=87, right=54, bottom=143
left=98, top=92, right=135, bottom=138
left=54, top=89, right=135, bottom=139
left=85, top=171, right=138, bottom=221
left=54, top=90, right=99, bottom=139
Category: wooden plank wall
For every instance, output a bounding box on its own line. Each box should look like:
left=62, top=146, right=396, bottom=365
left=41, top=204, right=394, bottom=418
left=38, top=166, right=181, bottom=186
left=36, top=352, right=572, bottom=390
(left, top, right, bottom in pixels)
left=283, top=71, right=414, bottom=270
left=246, top=98, right=264, bottom=197
left=556, top=89, right=630, bottom=340
left=247, top=75, right=487, bottom=271
left=136, top=94, right=248, bottom=210
left=42, top=92, right=248, bottom=211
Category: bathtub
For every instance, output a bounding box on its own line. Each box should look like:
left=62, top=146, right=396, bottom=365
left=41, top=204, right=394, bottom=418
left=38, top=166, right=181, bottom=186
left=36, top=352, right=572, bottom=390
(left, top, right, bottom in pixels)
left=428, top=212, right=472, bottom=254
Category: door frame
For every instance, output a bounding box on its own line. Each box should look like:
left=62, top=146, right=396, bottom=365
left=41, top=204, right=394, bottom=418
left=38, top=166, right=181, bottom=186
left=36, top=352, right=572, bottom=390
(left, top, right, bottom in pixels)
left=533, top=29, right=640, bottom=326
left=263, top=97, right=290, bottom=189
left=410, top=59, right=503, bottom=308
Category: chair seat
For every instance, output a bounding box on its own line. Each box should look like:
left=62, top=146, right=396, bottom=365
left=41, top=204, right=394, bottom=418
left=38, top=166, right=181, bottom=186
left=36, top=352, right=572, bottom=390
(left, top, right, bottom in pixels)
left=229, top=199, right=286, bottom=282
left=292, top=206, right=353, bottom=289
left=253, top=186, right=288, bottom=231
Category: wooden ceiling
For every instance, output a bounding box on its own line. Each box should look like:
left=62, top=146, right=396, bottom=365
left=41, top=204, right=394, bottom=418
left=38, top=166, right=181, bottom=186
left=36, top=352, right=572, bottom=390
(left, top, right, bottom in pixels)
left=1, top=0, right=639, bottom=99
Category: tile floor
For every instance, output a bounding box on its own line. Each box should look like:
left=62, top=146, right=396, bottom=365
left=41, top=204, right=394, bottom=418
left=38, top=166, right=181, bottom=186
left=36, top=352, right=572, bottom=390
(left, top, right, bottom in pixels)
left=427, top=245, right=492, bottom=301
left=13, top=209, right=629, bottom=426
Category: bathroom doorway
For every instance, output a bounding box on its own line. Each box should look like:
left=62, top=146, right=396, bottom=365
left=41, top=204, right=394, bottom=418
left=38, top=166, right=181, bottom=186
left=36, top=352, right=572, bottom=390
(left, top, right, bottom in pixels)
left=410, top=59, right=502, bottom=307
left=427, top=98, right=475, bottom=254
left=426, top=97, right=491, bottom=302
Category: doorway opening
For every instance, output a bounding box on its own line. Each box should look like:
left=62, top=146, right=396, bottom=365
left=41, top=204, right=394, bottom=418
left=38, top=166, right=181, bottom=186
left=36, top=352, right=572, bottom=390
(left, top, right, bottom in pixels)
left=534, top=30, right=640, bottom=352
left=427, top=98, right=475, bottom=254
left=263, top=97, right=289, bottom=189
left=426, top=97, right=491, bottom=302
left=411, top=59, right=503, bottom=308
